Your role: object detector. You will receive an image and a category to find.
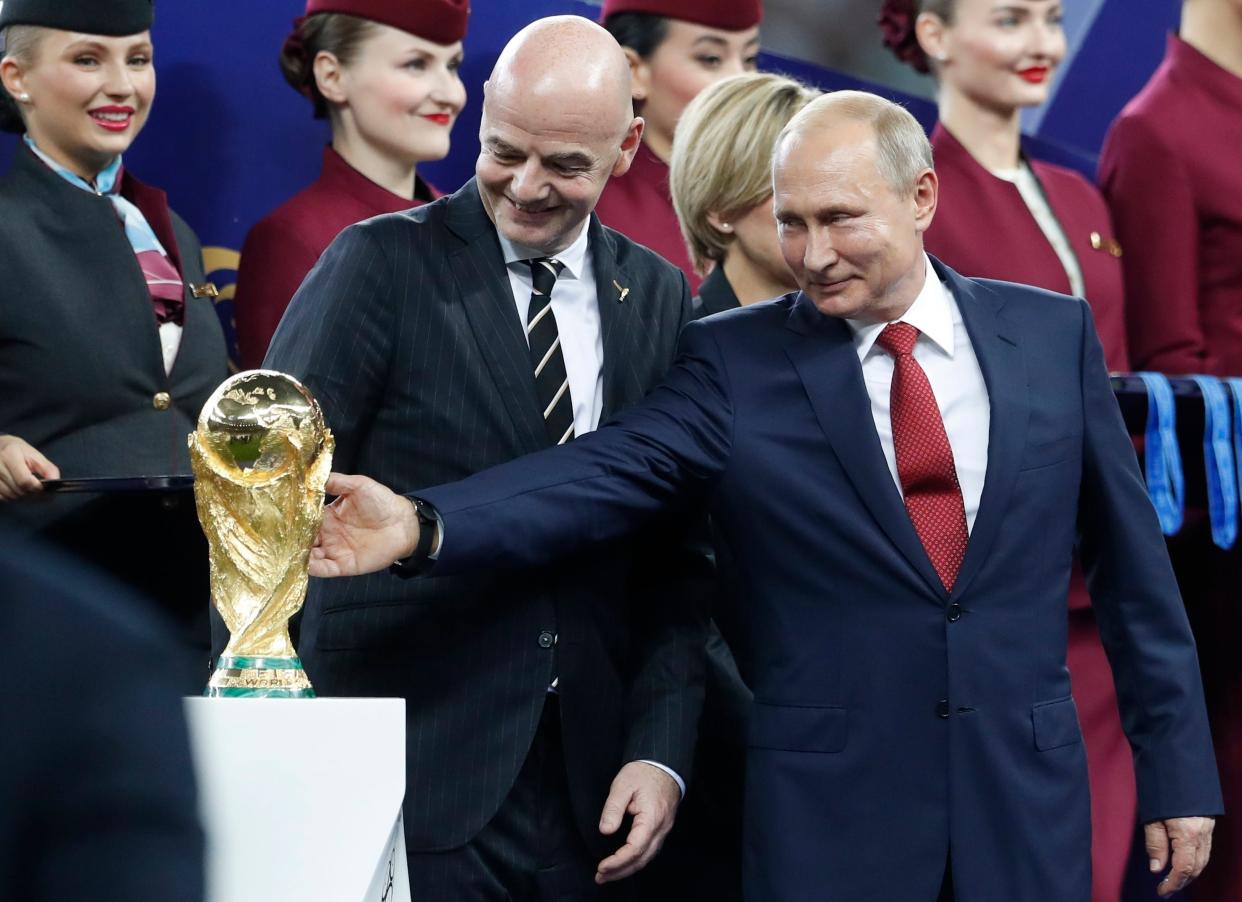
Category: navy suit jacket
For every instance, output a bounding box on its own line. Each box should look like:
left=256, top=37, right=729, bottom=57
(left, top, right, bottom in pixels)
left=418, top=258, right=1222, bottom=901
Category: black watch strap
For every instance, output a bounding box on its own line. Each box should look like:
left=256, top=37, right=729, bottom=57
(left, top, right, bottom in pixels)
left=389, top=497, right=438, bottom=578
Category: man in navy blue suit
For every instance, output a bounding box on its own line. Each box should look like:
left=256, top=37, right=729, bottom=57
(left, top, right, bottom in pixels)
left=305, top=91, right=1221, bottom=901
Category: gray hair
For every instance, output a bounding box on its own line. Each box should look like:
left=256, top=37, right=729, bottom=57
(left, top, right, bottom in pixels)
left=775, top=90, right=933, bottom=197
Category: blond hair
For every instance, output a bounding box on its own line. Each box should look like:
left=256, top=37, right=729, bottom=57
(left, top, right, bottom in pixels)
left=775, top=90, right=932, bottom=197
left=670, top=73, right=820, bottom=275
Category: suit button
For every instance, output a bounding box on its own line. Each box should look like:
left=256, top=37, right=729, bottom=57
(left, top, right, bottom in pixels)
left=936, top=699, right=950, bottom=719
left=537, top=630, right=555, bottom=649
left=152, top=391, right=172, bottom=411
left=947, top=603, right=962, bottom=623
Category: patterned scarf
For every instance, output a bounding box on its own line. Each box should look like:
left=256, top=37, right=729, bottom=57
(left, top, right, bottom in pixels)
left=25, top=136, right=185, bottom=325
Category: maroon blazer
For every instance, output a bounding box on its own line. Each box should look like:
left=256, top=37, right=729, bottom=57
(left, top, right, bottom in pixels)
left=926, top=125, right=1129, bottom=373
left=595, top=142, right=702, bottom=293
left=233, top=147, right=438, bottom=369
left=1100, top=34, right=1242, bottom=376
left=926, top=125, right=1137, bottom=901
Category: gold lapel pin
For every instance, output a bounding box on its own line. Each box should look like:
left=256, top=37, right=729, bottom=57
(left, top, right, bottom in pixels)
left=190, top=282, right=220, bottom=299
left=613, top=279, right=630, bottom=303
left=1089, top=232, right=1123, bottom=258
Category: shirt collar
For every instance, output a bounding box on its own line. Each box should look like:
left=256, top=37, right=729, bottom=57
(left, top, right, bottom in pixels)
left=24, top=134, right=122, bottom=195
left=847, top=254, right=956, bottom=362
left=496, top=219, right=591, bottom=282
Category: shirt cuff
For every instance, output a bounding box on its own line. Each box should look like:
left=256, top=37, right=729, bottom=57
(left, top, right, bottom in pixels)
left=637, top=760, right=686, bottom=798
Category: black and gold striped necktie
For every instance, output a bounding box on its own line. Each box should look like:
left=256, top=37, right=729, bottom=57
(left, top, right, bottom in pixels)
left=526, top=257, right=575, bottom=445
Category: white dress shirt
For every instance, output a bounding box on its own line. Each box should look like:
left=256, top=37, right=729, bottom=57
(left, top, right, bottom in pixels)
left=496, top=223, right=604, bottom=437
left=847, top=255, right=991, bottom=533
left=490, top=222, right=684, bottom=795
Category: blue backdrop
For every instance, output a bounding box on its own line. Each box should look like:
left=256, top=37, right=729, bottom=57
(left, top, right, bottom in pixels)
left=0, top=0, right=1181, bottom=361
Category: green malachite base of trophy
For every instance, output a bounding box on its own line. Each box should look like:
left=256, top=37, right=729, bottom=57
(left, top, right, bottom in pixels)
left=205, top=655, right=316, bottom=699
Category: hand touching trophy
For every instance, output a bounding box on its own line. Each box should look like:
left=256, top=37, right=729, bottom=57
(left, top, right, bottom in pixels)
left=189, top=370, right=334, bottom=698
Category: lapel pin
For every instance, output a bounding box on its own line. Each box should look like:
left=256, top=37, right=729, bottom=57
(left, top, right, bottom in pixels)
left=613, top=280, right=629, bottom=303
left=190, top=282, right=220, bottom=299
left=1089, top=231, right=1123, bottom=258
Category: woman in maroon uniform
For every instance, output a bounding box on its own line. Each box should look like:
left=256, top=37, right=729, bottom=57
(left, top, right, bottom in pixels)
left=882, top=3, right=1134, bottom=900
left=597, top=0, right=762, bottom=292
left=233, top=0, right=468, bottom=369
left=1101, top=3, right=1242, bottom=898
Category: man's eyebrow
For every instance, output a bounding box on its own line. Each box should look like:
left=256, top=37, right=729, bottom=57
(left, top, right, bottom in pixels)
left=485, top=137, right=522, bottom=154
left=544, top=152, right=593, bottom=168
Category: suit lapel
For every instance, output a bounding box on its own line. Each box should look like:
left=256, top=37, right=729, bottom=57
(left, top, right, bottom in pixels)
left=444, top=180, right=548, bottom=455
left=937, top=262, right=1029, bottom=599
left=784, top=295, right=947, bottom=597
left=590, top=218, right=633, bottom=418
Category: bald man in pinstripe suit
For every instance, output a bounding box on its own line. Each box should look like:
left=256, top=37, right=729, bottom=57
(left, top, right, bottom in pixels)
left=264, top=17, right=709, bottom=902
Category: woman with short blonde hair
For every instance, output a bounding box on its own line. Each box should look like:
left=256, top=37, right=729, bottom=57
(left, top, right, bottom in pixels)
left=669, top=72, right=818, bottom=313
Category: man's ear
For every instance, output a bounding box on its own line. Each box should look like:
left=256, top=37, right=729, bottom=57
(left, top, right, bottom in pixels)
left=612, top=116, right=645, bottom=178
left=913, top=168, right=939, bottom=234
left=623, top=46, right=652, bottom=103
left=312, top=51, right=347, bottom=106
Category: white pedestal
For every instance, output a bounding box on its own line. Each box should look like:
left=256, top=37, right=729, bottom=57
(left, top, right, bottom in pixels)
left=184, top=697, right=410, bottom=902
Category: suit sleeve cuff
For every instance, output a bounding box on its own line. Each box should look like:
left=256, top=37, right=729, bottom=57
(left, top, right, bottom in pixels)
left=637, top=759, right=686, bottom=798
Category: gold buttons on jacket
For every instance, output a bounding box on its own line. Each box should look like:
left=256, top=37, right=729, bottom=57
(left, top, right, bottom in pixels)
left=153, top=391, right=172, bottom=411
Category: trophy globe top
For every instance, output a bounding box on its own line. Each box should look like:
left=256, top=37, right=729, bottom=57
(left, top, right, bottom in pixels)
left=196, top=370, right=328, bottom=478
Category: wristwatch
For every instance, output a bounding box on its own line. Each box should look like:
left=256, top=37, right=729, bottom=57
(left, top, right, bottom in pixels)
left=389, top=496, right=439, bottom=577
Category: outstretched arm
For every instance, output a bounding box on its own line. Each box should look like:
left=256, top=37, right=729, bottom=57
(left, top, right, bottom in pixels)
left=310, top=320, right=735, bottom=578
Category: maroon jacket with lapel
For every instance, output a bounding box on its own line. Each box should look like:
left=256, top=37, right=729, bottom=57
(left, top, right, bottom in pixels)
left=926, top=124, right=1129, bottom=373
left=925, top=124, right=1137, bottom=902
left=233, top=146, right=439, bottom=369
left=595, top=141, right=702, bottom=294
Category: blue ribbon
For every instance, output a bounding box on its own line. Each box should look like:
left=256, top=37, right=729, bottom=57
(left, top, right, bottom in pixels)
left=1136, top=372, right=1184, bottom=536
left=1226, top=379, right=1242, bottom=546
left=1189, top=375, right=1237, bottom=549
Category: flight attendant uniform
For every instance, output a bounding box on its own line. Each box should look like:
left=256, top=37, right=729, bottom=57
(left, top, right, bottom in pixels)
left=596, top=0, right=764, bottom=295
left=1101, top=35, right=1242, bottom=902
left=925, top=123, right=1135, bottom=902
left=595, top=142, right=700, bottom=292
left=233, top=146, right=437, bottom=369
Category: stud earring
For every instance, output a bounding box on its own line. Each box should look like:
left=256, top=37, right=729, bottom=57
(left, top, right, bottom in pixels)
left=18, top=92, right=30, bottom=102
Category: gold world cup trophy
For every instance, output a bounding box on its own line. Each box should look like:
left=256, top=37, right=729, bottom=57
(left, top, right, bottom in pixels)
left=189, top=370, right=334, bottom=698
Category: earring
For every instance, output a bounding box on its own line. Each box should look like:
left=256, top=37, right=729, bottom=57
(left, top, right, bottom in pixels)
left=18, top=92, right=30, bottom=102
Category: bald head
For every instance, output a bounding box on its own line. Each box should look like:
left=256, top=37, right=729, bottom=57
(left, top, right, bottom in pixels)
left=775, top=91, right=933, bottom=198
left=486, top=16, right=635, bottom=140
left=475, top=16, right=646, bottom=254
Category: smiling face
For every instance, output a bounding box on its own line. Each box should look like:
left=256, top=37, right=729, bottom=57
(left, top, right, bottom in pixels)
left=774, top=119, right=937, bottom=323
left=0, top=28, right=154, bottom=178
left=476, top=79, right=642, bottom=255
left=631, top=20, right=760, bottom=156
left=923, top=0, right=1067, bottom=113
left=326, top=24, right=466, bottom=164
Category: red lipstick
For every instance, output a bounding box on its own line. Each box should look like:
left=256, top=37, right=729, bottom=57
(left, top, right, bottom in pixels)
left=90, top=105, right=135, bottom=132
left=421, top=113, right=451, bottom=126
left=1017, top=66, right=1050, bottom=84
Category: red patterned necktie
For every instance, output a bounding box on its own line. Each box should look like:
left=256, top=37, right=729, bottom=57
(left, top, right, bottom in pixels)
left=876, top=322, right=969, bottom=592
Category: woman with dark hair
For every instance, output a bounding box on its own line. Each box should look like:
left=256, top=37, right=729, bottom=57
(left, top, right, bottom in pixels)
left=881, top=3, right=1135, bottom=900
left=233, top=0, right=468, bottom=369
left=597, top=0, right=762, bottom=292
left=1101, top=3, right=1242, bottom=897
left=0, top=0, right=228, bottom=668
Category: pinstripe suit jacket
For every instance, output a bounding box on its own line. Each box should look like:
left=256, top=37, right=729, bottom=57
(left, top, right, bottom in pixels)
left=265, top=179, right=709, bottom=854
